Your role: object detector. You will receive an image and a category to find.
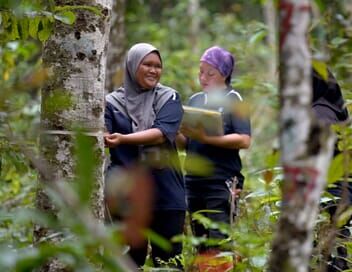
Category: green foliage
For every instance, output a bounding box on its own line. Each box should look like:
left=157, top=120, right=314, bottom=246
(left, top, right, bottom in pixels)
left=0, top=2, right=103, bottom=43
left=0, top=0, right=351, bottom=271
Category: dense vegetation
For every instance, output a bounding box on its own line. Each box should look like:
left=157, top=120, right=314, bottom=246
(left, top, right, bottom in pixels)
left=0, top=0, right=351, bottom=271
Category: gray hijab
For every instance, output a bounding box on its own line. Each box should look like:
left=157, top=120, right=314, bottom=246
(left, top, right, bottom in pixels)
left=106, top=43, right=176, bottom=132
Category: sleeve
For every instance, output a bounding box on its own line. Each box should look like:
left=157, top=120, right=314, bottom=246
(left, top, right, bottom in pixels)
left=231, top=113, right=251, bottom=136
left=228, top=92, right=251, bottom=136
left=313, top=104, right=339, bottom=125
left=188, top=92, right=204, bottom=107
left=152, top=93, right=183, bottom=143
left=104, top=102, right=114, bottom=133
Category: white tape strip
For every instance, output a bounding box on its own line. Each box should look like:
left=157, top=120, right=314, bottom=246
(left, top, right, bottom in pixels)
left=41, top=130, right=105, bottom=137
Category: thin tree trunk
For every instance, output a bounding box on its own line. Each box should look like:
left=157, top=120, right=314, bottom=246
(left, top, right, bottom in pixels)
left=268, top=1, right=335, bottom=271
left=188, top=0, right=200, bottom=55
left=36, top=1, right=112, bottom=271
left=343, top=0, right=352, bottom=21
left=262, top=0, right=277, bottom=82
left=105, top=0, right=126, bottom=91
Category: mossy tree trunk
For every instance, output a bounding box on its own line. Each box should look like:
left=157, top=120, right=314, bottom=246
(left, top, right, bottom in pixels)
left=36, top=0, right=112, bottom=271
left=268, top=0, right=335, bottom=271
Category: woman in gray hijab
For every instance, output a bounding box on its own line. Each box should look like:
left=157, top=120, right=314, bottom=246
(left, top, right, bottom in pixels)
left=104, top=43, right=185, bottom=268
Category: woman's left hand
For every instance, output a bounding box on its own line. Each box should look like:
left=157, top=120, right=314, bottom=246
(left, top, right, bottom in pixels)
left=104, top=133, right=123, bottom=148
left=181, top=124, right=207, bottom=143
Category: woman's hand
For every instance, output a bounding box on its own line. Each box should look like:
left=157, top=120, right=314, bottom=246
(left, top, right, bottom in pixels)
left=180, top=124, right=207, bottom=143
left=104, top=133, right=124, bottom=148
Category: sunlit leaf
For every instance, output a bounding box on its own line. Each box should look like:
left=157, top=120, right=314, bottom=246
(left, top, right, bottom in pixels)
left=54, top=11, right=76, bottom=25
left=10, top=15, right=20, bottom=40
left=327, top=153, right=345, bottom=184
left=312, top=59, right=328, bottom=81
left=29, top=17, right=40, bottom=39
left=143, top=229, right=171, bottom=252
left=249, top=29, right=267, bottom=45
left=19, top=17, right=29, bottom=40
left=337, top=207, right=352, bottom=228
left=37, top=17, right=52, bottom=42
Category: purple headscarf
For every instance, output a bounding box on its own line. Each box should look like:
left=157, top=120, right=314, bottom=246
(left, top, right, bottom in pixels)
left=200, top=46, right=235, bottom=85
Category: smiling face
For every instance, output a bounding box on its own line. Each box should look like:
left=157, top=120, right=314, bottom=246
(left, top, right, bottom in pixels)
left=199, top=61, right=227, bottom=91
left=135, top=52, right=162, bottom=90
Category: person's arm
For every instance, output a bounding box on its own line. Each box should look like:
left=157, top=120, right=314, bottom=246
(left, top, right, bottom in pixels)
left=105, top=128, right=165, bottom=148
left=105, top=92, right=184, bottom=148
left=203, top=133, right=250, bottom=149
left=181, top=125, right=250, bottom=149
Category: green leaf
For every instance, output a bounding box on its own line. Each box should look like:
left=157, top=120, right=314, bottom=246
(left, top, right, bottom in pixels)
left=1, top=11, right=11, bottom=29
left=54, top=11, right=76, bottom=25
left=337, top=207, right=352, bottom=228
left=330, top=37, right=348, bottom=47
left=29, top=17, right=40, bottom=39
left=327, top=153, right=344, bottom=184
left=19, top=17, right=29, bottom=40
left=10, top=15, right=20, bottom=40
left=249, top=30, right=267, bottom=45
left=313, top=0, right=326, bottom=12
left=265, top=151, right=279, bottom=169
left=38, top=17, right=52, bottom=42
left=312, top=59, right=328, bottom=81
left=143, top=229, right=171, bottom=251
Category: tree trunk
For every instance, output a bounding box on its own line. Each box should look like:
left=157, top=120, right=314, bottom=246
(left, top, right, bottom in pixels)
left=188, top=0, right=200, bottom=54
left=343, top=0, right=352, bottom=20
left=268, top=1, right=335, bottom=271
left=105, top=0, right=126, bottom=91
left=36, top=0, right=112, bottom=271
left=262, top=0, right=277, bottom=82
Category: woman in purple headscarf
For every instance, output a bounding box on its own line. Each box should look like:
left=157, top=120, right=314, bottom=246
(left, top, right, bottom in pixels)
left=178, top=46, right=251, bottom=254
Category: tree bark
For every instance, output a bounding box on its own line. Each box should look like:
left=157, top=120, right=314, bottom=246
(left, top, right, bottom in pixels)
left=188, top=0, right=200, bottom=54
left=343, top=0, right=352, bottom=21
left=262, top=0, right=277, bottom=82
left=36, top=0, right=112, bottom=271
left=268, top=1, right=335, bottom=271
left=105, top=0, right=126, bottom=91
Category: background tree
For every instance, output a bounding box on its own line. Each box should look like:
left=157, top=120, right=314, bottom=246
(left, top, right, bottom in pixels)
left=105, top=0, right=126, bottom=91
left=0, top=1, right=351, bottom=271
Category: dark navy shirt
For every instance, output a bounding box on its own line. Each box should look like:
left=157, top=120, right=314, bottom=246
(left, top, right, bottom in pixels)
left=184, top=89, right=251, bottom=189
left=105, top=93, right=186, bottom=211
left=313, top=102, right=352, bottom=203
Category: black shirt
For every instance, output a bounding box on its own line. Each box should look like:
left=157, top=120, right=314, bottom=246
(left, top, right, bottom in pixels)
left=105, top=93, right=186, bottom=211
left=184, top=89, right=251, bottom=189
